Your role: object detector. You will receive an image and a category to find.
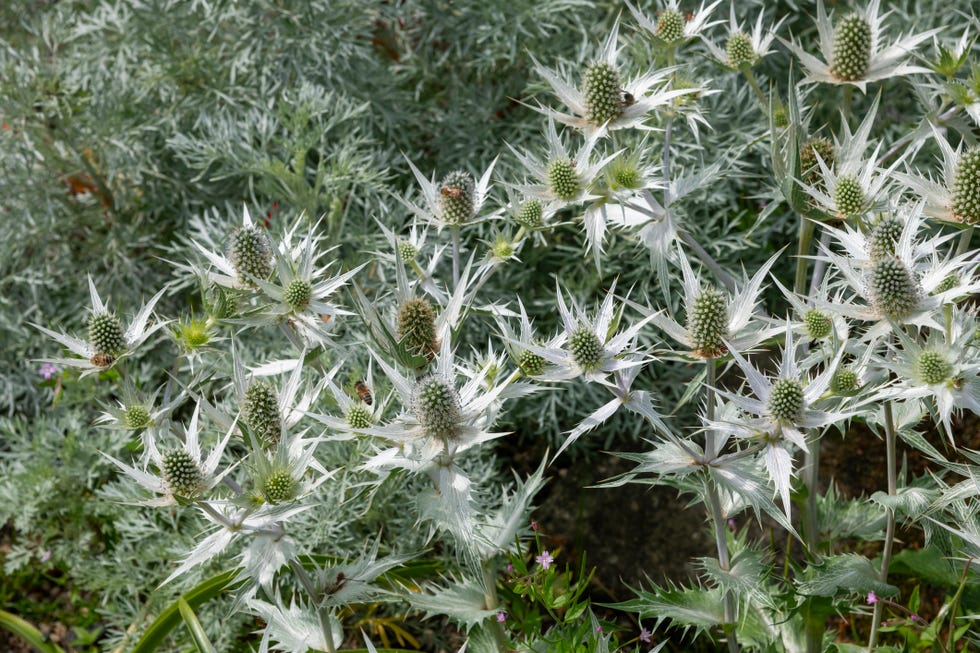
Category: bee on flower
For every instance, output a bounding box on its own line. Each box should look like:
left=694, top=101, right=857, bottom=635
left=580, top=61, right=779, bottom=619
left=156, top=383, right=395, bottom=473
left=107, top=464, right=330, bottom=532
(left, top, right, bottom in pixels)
left=33, top=275, right=167, bottom=377
left=402, top=157, right=499, bottom=230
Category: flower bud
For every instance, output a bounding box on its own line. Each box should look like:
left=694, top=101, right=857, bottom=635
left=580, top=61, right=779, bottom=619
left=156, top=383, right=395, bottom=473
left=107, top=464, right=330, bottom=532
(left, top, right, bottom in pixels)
left=768, top=378, right=804, bottom=423
left=516, top=199, right=543, bottom=229
left=346, top=404, right=373, bottom=430
left=413, top=376, right=462, bottom=440
left=161, top=448, right=204, bottom=498
left=868, top=258, right=920, bottom=321
left=569, top=326, right=603, bottom=372
left=866, top=217, right=903, bottom=261
left=242, top=380, right=281, bottom=445
left=397, top=240, right=418, bottom=261
left=829, top=14, right=872, bottom=81
left=396, top=298, right=438, bottom=360
left=801, top=137, right=834, bottom=187
left=656, top=9, right=685, bottom=43
left=687, top=287, right=729, bottom=358
left=833, top=175, right=865, bottom=216
left=518, top=349, right=546, bottom=377
left=548, top=158, right=581, bottom=202
left=283, top=278, right=312, bottom=311
left=726, top=32, right=755, bottom=68
left=124, top=405, right=151, bottom=429
left=439, top=171, right=476, bottom=225
left=582, top=62, right=624, bottom=125
left=916, top=350, right=952, bottom=385
left=803, top=309, right=832, bottom=340
left=951, top=146, right=980, bottom=224
left=262, top=469, right=296, bottom=505
left=830, top=367, right=858, bottom=394
left=228, top=226, right=273, bottom=287
left=88, top=312, right=125, bottom=356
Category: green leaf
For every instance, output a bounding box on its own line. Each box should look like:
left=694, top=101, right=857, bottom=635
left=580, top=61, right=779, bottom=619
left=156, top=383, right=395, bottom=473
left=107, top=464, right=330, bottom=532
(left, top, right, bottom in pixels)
left=609, top=584, right=726, bottom=637
left=796, top=555, right=898, bottom=598
left=178, top=599, right=216, bottom=653
left=699, top=547, right=775, bottom=609
left=132, top=570, right=239, bottom=653
left=0, top=610, right=66, bottom=653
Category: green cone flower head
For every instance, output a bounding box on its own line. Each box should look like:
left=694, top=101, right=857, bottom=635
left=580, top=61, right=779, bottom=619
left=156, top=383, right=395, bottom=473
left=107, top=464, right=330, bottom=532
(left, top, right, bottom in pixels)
left=413, top=375, right=462, bottom=440
left=803, top=309, right=833, bottom=340
left=833, top=175, right=865, bottom=216
left=438, top=170, right=476, bottom=225
left=801, top=137, right=835, bottom=186
left=951, top=146, right=980, bottom=224
left=178, top=318, right=212, bottom=350
left=656, top=9, right=685, bottom=43
left=397, top=297, right=438, bottom=360
left=916, top=350, right=952, bottom=385
left=830, top=367, right=859, bottom=394
left=262, top=469, right=296, bottom=505
left=346, top=403, right=373, bottom=430
left=582, top=61, right=623, bottom=126
left=243, top=380, right=281, bottom=444
left=687, top=286, right=729, bottom=358
left=829, top=13, right=872, bottom=81
left=516, top=199, right=543, bottom=228
left=768, top=378, right=805, bottom=423
left=228, top=225, right=273, bottom=287
left=124, top=404, right=152, bottom=429
left=867, top=216, right=903, bottom=261
left=868, top=258, right=921, bottom=320
left=88, top=312, right=125, bottom=357
left=547, top=158, right=581, bottom=202
left=518, top=349, right=546, bottom=377
left=569, top=325, right=604, bottom=372
left=397, top=240, right=418, bottom=261
left=161, top=448, right=205, bottom=498
left=726, top=31, right=756, bottom=68
left=283, top=278, right=312, bottom=311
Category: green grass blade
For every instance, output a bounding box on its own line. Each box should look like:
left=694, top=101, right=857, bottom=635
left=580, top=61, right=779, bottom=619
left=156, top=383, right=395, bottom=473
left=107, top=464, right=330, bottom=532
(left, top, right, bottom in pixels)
left=178, top=598, right=216, bottom=653
left=131, top=570, right=239, bottom=653
left=0, top=610, right=66, bottom=653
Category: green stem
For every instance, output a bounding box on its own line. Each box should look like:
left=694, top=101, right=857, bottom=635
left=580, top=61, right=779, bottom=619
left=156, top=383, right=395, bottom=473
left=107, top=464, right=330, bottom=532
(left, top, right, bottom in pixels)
left=481, top=561, right=508, bottom=652
left=955, top=226, right=974, bottom=256
left=451, top=227, right=461, bottom=288
left=678, top=229, right=737, bottom=293
left=742, top=68, right=768, bottom=108
left=794, top=217, right=815, bottom=296
left=867, top=400, right=897, bottom=652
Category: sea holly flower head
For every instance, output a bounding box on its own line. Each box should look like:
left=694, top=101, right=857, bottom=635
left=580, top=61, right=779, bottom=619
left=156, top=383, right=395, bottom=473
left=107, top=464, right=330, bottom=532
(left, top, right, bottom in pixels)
left=33, top=275, right=167, bottom=377
left=530, top=21, right=700, bottom=134
left=102, top=402, right=234, bottom=507
left=771, top=276, right=850, bottom=345
left=884, top=314, right=980, bottom=443
left=521, top=281, right=652, bottom=383
left=96, top=380, right=182, bottom=432
left=780, top=0, right=939, bottom=91
left=308, top=363, right=385, bottom=440
left=711, top=328, right=857, bottom=515
left=403, top=156, right=498, bottom=230
left=649, top=246, right=782, bottom=359
left=703, top=5, right=785, bottom=71
left=493, top=299, right=567, bottom=380
left=509, top=119, right=619, bottom=208
left=897, top=125, right=980, bottom=226
left=627, top=0, right=724, bottom=50
left=189, top=206, right=275, bottom=291
left=245, top=428, right=332, bottom=508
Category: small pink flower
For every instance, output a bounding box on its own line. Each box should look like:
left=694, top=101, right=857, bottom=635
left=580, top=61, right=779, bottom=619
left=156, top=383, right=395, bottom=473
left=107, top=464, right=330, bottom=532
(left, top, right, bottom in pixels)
left=39, top=550, right=52, bottom=563
left=38, top=362, right=58, bottom=380
left=639, top=627, right=652, bottom=643
left=535, top=550, right=554, bottom=570
left=496, top=612, right=507, bottom=623
left=506, top=563, right=514, bottom=573
left=866, top=591, right=878, bottom=605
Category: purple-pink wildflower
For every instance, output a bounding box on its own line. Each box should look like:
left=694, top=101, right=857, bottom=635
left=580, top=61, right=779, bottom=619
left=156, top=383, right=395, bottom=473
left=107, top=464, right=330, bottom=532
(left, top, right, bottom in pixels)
left=866, top=591, right=878, bottom=605
left=639, top=627, right=652, bottom=643
left=38, top=362, right=58, bottom=380
left=496, top=612, right=507, bottom=623
left=535, top=550, right=554, bottom=570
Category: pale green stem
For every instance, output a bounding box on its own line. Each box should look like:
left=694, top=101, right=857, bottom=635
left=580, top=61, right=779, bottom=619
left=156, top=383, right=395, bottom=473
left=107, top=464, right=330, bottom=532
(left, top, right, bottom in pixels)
left=742, top=67, right=768, bottom=108
left=794, top=217, right=815, bottom=297
left=867, top=400, right=897, bottom=652
left=705, top=358, right=740, bottom=652
left=678, top=229, right=738, bottom=293
left=482, top=561, right=508, bottom=651
left=289, top=559, right=336, bottom=653
left=956, top=226, right=974, bottom=257
left=452, top=227, right=461, bottom=288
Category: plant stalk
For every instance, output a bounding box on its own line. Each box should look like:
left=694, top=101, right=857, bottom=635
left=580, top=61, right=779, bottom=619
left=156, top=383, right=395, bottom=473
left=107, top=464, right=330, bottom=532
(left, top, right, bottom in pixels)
left=867, top=400, right=897, bottom=651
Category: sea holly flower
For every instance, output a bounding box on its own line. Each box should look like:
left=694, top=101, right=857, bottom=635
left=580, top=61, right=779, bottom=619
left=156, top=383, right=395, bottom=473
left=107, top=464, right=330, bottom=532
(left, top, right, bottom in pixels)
left=245, top=428, right=333, bottom=508
left=648, top=247, right=782, bottom=359
left=710, top=328, right=857, bottom=515
left=95, top=380, right=182, bottom=431
left=33, top=275, right=167, bottom=377
left=190, top=206, right=274, bottom=290
left=308, top=363, right=386, bottom=439
left=403, top=157, right=498, bottom=230
left=703, top=5, right=785, bottom=71
left=521, top=281, right=653, bottom=383
left=884, top=314, right=980, bottom=443
left=493, top=299, right=567, bottom=380
left=103, top=402, right=234, bottom=507
left=627, top=0, right=724, bottom=50
left=530, top=21, right=698, bottom=134
left=771, top=276, right=849, bottom=345
left=896, top=125, right=980, bottom=226
left=509, top=119, right=619, bottom=209
left=252, top=595, right=343, bottom=653
left=779, top=0, right=939, bottom=91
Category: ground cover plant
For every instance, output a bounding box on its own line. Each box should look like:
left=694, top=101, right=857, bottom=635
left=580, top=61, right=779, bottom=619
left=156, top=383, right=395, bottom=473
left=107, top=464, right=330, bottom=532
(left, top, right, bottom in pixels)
left=1, top=0, right=979, bottom=652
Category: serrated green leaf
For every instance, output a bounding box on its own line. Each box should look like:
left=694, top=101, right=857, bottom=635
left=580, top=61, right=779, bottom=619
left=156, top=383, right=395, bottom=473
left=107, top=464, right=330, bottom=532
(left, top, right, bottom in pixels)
left=610, top=584, right=726, bottom=634
left=699, top=548, right=775, bottom=609
left=407, top=576, right=495, bottom=631
left=797, top=555, right=898, bottom=598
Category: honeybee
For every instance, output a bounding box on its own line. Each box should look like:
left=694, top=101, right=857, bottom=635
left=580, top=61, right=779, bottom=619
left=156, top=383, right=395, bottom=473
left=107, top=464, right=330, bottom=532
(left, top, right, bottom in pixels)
left=440, top=186, right=464, bottom=199
left=323, top=572, right=349, bottom=595
left=621, top=90, right=636, bottom=107
left=354, top=380, right=373, bottom=406
left=90, top=353, right=116, bottom=367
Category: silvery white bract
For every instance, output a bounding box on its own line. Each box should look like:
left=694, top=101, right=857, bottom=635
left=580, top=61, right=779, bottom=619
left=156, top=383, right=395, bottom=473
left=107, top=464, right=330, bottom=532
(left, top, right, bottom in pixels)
left=702, top=4, right=786, bottom=70
left=627, top=0, right=724, bottom=47
left=895, top=124, right=980, bottom=226
left=33, top=275, right=167, bottom=377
